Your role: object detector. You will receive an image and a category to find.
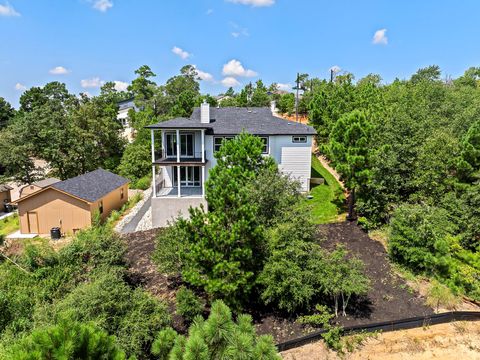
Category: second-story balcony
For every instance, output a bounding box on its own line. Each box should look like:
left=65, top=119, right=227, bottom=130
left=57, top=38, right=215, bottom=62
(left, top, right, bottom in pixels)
left=153, top=149, right=207, bottom=166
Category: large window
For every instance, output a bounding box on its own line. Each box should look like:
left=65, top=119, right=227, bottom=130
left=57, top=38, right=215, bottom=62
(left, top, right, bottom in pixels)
left=213, top=136, right=234, bottom=152
left=173, top=166, right=201, bottom=187
left=292, top=136, right=307, bottom=143
left=166, top=132, right=195, bottom=157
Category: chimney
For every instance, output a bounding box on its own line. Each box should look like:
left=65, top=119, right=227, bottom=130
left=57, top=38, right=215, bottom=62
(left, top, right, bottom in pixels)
left=201, top=101, right=210, bottom=124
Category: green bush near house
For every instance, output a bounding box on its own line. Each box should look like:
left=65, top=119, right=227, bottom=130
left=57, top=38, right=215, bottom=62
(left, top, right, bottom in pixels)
left=131, top=175, right=151, bottom=190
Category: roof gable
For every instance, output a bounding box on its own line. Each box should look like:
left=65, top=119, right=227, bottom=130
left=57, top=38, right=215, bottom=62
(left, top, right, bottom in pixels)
left=52, top=169, right=129, bottom=203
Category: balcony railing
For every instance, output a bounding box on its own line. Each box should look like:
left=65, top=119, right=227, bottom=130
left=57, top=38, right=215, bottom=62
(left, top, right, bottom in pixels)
left=153, top=149, right=206, bottom=164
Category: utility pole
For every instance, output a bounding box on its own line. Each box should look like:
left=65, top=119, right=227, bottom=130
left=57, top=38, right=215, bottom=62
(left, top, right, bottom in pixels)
left=330, top=69, right=334, bottom=83
left=295, top=72, right=299, bottom=122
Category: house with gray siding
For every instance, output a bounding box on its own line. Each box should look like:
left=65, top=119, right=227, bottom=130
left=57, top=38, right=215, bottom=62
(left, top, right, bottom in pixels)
left=146, top=103, right=316, bottom=227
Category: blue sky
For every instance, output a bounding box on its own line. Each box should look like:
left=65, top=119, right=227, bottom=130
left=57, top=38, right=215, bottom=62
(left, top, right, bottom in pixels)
left=1, top=0, right=480, bottom=107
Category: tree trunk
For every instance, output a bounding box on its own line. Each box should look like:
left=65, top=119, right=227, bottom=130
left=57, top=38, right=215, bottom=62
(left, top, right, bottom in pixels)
left=342, top=293, right=351, bottom=317
left=347, top=187, right=356, bottom=221
left=334, top=295, right=338, bottom=317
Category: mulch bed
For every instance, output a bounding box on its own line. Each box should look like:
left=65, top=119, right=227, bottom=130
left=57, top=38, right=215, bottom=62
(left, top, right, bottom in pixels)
left=122, top=222, right=433, bottom=343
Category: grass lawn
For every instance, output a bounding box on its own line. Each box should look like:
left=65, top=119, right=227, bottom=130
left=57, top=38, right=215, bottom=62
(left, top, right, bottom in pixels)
left=301, top=155, right=345, bottom=224
left=0, top=213, right=19, bottom=237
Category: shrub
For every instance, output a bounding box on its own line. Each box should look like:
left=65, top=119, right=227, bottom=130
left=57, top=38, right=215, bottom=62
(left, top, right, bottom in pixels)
left=5, top=319, right=126, bottom=360
left=118, top=142, right=151, bottom=182
left=153, top=224, right=188, bottom=275
left=132, top=175, right=151, bottom=190
left=43, top=271, right=170, bottom=357
left=388, top=204, right=457, bottom=276
left=151, top=300, right=281, bottom=360
left=297, top=305, right=343, bottom=352
left=258, top=240, right=325, bottom=313
left=426, top=280, right=460, bottom=313
left=175, top=287, right=204, bottom=323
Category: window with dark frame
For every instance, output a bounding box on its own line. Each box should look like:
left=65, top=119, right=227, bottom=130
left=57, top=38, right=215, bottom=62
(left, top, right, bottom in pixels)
left=259, top=136, right=269, bottom=154
left=213, top=136, right=234, bottom=152
left=292, top=136, right=307, bottom=143
left=120, top=188, right=124, bottom=200
left=99, top=201, right=104, bottom=214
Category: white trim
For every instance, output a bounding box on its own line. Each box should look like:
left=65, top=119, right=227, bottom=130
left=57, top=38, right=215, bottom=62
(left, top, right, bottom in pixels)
left=202, top=166, right=205, bottom=197
left=176, top=129, right=180, bottom=163
left=201, top=129, right=205, bottom=162
left=177, top=165, right=181, bottom=197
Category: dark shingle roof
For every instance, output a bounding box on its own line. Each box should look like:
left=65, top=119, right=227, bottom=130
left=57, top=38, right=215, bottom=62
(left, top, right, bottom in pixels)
left=52, top=169, right=129, bottom=203
left=146, top=107, right=316, bottom=135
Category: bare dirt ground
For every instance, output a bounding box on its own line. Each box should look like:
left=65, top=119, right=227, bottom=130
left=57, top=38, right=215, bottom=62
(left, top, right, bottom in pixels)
left=122, top=229, right=175, bottom=302
left=281, top=320, right=480, bottom=360
left=318, top=222, right=433, bottom=327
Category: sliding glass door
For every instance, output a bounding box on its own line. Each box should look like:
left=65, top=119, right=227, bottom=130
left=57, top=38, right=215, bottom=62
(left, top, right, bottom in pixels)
left=172, top=166, right=200, bottom=187
left=165, top=132, right=194, bottom=157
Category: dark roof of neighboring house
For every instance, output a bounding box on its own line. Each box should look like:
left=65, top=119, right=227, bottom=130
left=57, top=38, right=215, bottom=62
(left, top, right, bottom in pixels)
left=0, top=184, right=13, bottom=192
left=33, top=178, right=61, bottom=188
left=51, top=169, right=129, bottom=203
left=146, top=107, right=316, bottom=135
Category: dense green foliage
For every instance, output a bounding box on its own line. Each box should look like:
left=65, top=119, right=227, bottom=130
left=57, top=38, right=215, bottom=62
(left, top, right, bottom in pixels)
left=156, top=134, right=275, bottom=308
left=299, top=67, right=480, bottom=299
left=218, top=80, right=272, bottom=107
left=175, top=287, right=205, bottom=324
left=0, top=83, right=127, bottom=181
left=5, top=320, right=126, bottom=360
left=151, top=300, right=281, bottom=360
left=0, top=226, right=171, bottom=359
left=155, top=133, right=369, bottom=316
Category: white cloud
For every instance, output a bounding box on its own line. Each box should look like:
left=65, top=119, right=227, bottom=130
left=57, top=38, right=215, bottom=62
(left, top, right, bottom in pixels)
left=193, top=66, right=213, bottom=82
left=221, top=77, right=241, bottom=87
left=329, top=65, right=341, bottom=73
left=0, top=2, right=20, bottom=16
left=222, top=59, right=257, bottom=77
left=227, top=0, right=275, bottom=7
left=172, top=46, right=191, bottom=60
left=114, top=81, right=129, bottom=92
left=230, top=22, right=249, bottom=38
left=206, top=8, right=214, bottom=15
left=49, top=66, right=70, bottom=75
left=276, top=83, right=291, bottom=91
left=14, top=83, right=26, bottom=91
left=80, top=77, right=104, bottom=88
left=372, top=28, right=388, bottom=45
left=93, top=0, right=113, bottom=12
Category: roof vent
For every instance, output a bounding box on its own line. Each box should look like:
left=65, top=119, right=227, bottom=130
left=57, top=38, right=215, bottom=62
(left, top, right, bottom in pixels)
left=201, top=101, right=210, bottom=124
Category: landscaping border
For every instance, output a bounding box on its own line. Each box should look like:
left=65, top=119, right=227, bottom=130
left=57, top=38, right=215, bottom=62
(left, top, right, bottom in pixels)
left=276, top=311, right=480, bottom=352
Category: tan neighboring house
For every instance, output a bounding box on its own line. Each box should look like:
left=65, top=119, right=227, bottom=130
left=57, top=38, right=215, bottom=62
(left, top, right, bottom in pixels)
left=0, top=184, right=13, bottom=211
left=15, top=169, right=129, bottom=235
left=19, top=178, right=61, bottom=198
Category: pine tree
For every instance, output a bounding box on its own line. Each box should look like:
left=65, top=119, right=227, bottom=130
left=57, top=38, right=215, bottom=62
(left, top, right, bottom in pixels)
left=151, top=300, right=280, bottom=360
left=8, top=319, right=126, bottom=360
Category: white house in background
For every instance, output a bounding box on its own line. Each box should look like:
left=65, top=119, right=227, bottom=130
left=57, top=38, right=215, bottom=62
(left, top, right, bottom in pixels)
left=146, top=103, right=316, bottom=227
left=117, top=98, right=136, bottom=142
